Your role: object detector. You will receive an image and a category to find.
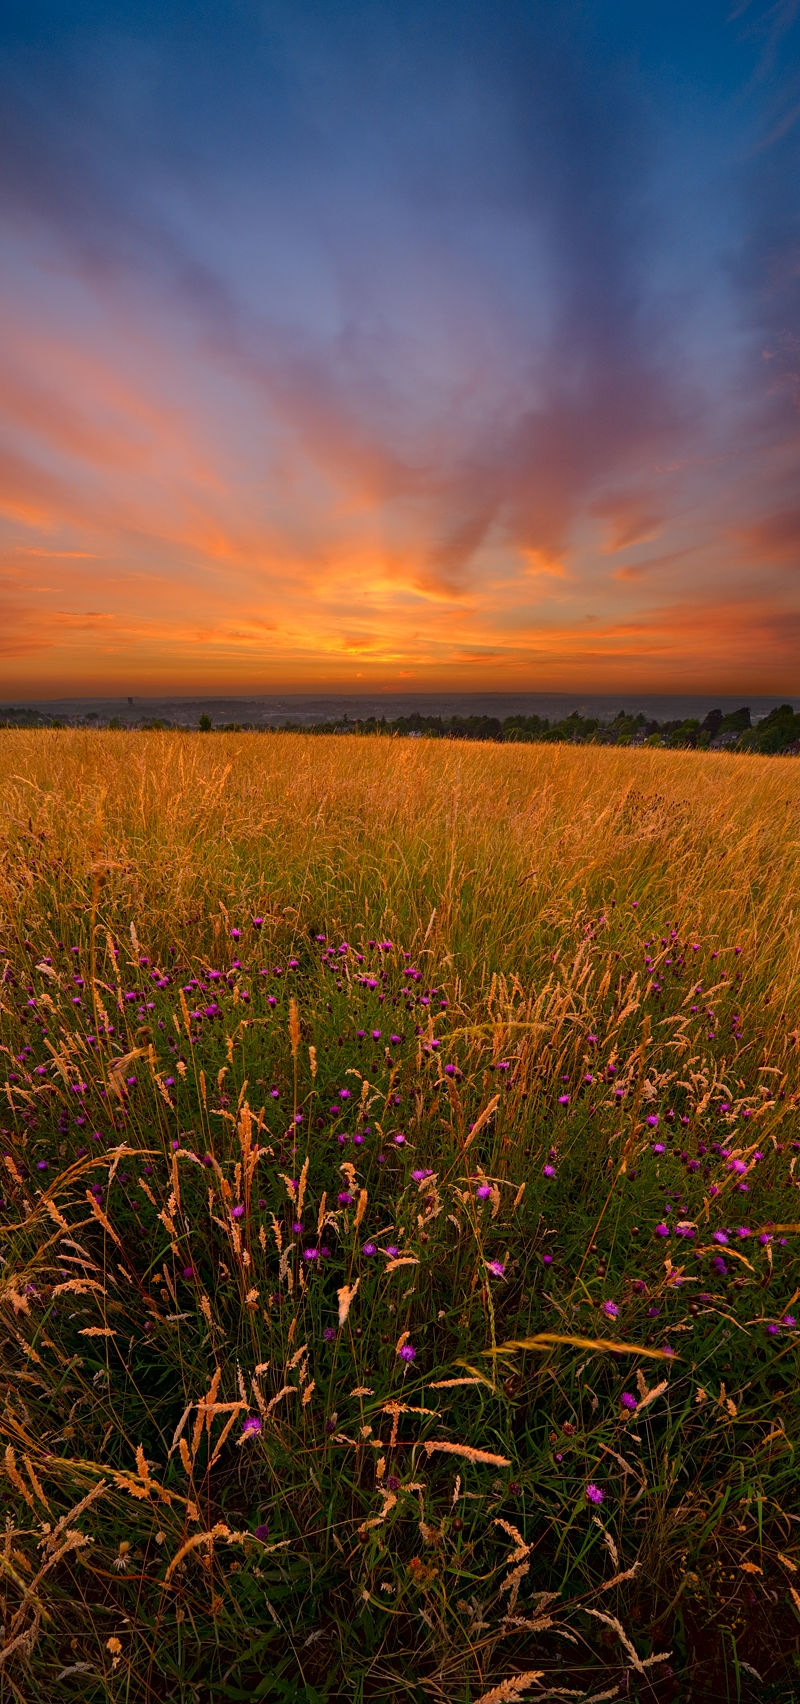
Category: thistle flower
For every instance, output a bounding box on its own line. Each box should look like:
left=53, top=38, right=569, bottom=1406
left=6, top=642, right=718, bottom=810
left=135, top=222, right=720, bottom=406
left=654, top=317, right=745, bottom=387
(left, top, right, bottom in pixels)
left=620, top=1393, right=637, bottom=1412
left=585, top=1483, right=604, bottom=1505
left=602, top=1300, right=619, bottom=1319
left=398, top=1343, right=416, bottom=1363
left=486, top=1260, right=506, bottom=1278
left=242, top=1415, right=262, bottom=1437
left=542, top=1164, right=556, bottom=1179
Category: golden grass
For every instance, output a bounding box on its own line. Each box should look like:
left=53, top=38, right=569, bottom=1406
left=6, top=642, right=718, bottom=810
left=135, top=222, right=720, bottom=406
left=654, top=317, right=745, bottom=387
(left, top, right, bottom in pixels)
left=0, top=729, right=798, bottom=1700
left=1, top=730, right=799, bottom=1003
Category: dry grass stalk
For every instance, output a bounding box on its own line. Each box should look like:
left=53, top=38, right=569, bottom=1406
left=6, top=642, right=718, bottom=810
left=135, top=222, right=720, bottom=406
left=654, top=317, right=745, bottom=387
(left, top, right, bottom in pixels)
left=422, top=1441, right=511, bottom=1467
left=584, top=1609, right=671, bottom=1674
left=474, top=1669, right=545, bottom=1704
left=337, top=1280, right=359, bottom=1326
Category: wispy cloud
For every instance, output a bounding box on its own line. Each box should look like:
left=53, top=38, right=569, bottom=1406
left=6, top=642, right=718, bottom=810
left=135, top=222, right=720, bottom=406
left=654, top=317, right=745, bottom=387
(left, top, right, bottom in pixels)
left=0, top=0, right=797, bottom=694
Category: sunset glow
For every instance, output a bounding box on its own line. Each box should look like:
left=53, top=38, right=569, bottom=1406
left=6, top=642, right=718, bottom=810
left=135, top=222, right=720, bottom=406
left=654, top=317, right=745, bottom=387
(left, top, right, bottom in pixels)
left=1, top=1, right=798, bottom=697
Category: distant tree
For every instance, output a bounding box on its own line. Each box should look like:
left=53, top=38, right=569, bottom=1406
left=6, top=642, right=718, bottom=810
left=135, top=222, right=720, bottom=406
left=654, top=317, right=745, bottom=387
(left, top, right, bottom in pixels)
left=199, top=714, right=212, bottom=732
left=719, top=706, right=751, bottom=734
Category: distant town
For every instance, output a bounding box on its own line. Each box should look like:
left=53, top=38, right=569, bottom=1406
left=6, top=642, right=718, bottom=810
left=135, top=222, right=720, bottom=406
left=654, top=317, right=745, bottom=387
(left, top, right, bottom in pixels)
left=2, top=701, right=799, bottom=753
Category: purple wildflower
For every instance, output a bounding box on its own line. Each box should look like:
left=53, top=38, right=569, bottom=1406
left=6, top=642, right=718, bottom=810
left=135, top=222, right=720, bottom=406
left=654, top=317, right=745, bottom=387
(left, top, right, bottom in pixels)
left=585, top=1483, right=604, bottom=1506
left=398, top=1343, right=416, bottom=1363
left=242, top=1415, right=262, bottom=1438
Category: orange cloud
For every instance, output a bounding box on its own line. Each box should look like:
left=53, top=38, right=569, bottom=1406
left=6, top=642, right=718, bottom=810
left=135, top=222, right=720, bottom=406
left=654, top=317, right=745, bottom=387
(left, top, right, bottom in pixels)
left=732, top=507, right=800, bottom=566
left=0, top=272, right=796, bottom=701
left=591, top=491, right=662, bottom=553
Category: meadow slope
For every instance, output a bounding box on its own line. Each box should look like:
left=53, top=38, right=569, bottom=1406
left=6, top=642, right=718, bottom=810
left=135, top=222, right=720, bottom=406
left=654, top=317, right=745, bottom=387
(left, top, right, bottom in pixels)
left=0, top=732, right=798, bottom=1703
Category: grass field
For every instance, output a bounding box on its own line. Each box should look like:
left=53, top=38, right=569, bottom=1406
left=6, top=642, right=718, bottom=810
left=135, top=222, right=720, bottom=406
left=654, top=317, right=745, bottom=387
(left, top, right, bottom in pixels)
left=0, top=730, right=799, bottom=1704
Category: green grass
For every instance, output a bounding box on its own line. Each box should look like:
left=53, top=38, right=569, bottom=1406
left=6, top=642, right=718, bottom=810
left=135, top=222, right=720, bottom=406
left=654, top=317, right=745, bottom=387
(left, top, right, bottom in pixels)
left=0, top=731, right=799, bottom=1702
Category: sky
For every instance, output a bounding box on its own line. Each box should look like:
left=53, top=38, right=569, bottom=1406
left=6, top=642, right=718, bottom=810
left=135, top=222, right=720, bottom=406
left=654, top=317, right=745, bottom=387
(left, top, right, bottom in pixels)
left=0, top=0, right=799, bottom=698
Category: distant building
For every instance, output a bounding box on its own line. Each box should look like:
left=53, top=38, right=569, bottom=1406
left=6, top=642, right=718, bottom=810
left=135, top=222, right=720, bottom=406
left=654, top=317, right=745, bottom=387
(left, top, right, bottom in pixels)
left=709, top=731, right=741, bottom=750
